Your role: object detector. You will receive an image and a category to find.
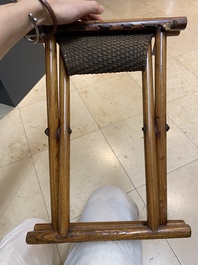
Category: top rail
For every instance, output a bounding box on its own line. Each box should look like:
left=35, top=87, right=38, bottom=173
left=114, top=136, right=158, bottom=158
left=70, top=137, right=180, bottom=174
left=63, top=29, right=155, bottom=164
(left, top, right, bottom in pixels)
left=26, top=17, right=187, bottom=42
left=55, top=17, right=187, bottom=33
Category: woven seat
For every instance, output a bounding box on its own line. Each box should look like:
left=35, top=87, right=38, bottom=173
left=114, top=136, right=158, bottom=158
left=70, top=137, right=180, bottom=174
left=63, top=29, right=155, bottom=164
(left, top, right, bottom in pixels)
left=57, top=33, right=153, bottom=75
left=26, top=17, right=191, bottom=244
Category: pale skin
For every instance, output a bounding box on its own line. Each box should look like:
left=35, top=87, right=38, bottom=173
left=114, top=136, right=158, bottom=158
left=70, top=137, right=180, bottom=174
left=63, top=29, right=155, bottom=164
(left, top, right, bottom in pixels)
left=0, top=0, right=104, bottom=60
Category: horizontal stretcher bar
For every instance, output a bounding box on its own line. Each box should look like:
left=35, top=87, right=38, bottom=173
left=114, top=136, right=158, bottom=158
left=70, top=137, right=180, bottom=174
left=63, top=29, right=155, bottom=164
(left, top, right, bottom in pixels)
left=26, top=220, right=191, bottom=244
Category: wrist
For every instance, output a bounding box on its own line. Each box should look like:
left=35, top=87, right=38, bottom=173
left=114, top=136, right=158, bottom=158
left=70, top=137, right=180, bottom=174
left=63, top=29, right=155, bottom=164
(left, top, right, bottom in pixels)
left=21, top=0, right=57, bottom=42
left=17, top=0, right=51, bottom=26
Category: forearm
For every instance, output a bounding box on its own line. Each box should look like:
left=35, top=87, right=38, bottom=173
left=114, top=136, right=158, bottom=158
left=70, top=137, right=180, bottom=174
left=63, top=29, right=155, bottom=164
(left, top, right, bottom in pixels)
left=0, top=1, right=45, bottom=60
left=0, top=0, right=104, bottom=60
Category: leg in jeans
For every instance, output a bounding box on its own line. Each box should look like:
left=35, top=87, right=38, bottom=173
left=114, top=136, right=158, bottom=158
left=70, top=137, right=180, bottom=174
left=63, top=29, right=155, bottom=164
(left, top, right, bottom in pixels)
left=0, top=218, right=53, bottom=265
left=64, top=186, right=142, bottom=265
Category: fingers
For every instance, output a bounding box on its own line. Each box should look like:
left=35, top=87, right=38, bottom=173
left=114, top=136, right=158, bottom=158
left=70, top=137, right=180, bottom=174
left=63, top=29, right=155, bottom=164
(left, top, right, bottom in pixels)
left=79, top=1, right=104, bottom=22
left=80, top=13, right=103, bottom=21
left=88, top=1, right=104, bottom=14
left=75, top=0, right=104, bottom=20
left=43, top=0, right=104, bottom=25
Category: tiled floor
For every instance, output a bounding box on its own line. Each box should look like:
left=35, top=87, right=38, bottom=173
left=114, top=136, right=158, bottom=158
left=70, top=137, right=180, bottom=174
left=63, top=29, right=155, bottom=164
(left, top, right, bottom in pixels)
left=0, top=0, right=198, bottom=264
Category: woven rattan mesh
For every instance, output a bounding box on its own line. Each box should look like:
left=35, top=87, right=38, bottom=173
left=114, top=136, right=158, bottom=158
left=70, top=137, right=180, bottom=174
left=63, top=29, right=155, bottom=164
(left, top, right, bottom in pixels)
left=57, top=33, right=153, bottom=76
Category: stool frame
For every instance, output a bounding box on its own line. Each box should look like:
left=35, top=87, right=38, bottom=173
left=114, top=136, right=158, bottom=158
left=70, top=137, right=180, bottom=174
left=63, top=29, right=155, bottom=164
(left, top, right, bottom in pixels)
left=26, top=17, right=191, bottom=244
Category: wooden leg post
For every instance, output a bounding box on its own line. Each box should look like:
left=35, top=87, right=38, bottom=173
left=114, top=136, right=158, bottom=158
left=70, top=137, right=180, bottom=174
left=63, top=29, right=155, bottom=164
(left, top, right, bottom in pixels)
left=142, top=44, right=159, bottom=232
left=58, top=51, right=71, bottom=237
left=45, top=37, right=59, bottom=230
left=155, top=28, right=168, bottom=225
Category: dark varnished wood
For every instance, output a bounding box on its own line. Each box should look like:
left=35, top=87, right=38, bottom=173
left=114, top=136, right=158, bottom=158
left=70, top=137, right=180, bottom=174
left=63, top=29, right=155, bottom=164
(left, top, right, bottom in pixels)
left=55, top=17, right=187, bottom=34
left=26, top=17, right=187, bottom=42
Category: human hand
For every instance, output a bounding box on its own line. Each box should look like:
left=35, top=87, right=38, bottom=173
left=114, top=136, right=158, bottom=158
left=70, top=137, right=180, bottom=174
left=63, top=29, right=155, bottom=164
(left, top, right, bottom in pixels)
left=0, top=0, right=104, bottom=59
left=40, top=0, right=104, bottom=25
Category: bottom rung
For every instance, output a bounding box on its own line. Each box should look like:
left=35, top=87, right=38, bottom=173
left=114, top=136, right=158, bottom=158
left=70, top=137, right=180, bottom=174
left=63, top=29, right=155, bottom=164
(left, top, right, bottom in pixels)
left=26, top=220, right=191, bottom=244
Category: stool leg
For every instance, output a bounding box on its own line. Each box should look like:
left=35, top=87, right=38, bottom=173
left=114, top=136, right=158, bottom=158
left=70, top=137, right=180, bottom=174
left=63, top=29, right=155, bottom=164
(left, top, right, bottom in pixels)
left=58, top=51, right=71, bottom=237
left=142, top=44, right=159, bottom=232
left=155, top=29, right=167, bottom=225
left=45, top=38, right=59, bottom=230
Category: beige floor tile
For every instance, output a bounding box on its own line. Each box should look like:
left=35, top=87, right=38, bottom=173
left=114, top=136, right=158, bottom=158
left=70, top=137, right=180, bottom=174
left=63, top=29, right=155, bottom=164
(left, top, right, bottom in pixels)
left=102, top=113, right=198, bottom=189
left=186, top=0, right=198, bottom=7
left=0, top=157, right=48, bottom=239
left=53, top=245, right=63, bottom=265
left=0, top=108, right=31, bottom=167
left=163, top=1, right=198, bottom=17
left=129, top=71, right=142, bottom=87
left=167, top=160, right=198, bottom=265
left=102, top=114, right=145, bottom=188
left=142, top=239, right=180, bottom=265
left=185, top=0, right=198, bottom=16
left=70, top=130, right=134, bottom=218
left=69, top=80, right=76, bottom=91
left=100, top=0, right=129, bottom=8
left=137, top=185, right=147, bottom=211
left=19, top=89, right=99, bottom=155
left=32, top=150, right=51, bottom=216
left=130, top=56, right=198, bottom=103
left=71, top=73, right=115, bottom=90
left=100, top=5, right=121, bottom=20
left=168, top=28, right=198, bottom=57
left=186, top=15, right=198, bottom=36
left=186, top=6, right=198, bottom=34
left=145, top=0, right=185, bottom=13
left=78, top=73, right=142, bottom=128
left=70, top=90, right=98, bottom=139
left=167, top=160, right=198, bottom=220
left=57, top=241, right=72, bottom=264
left=174, top=49, right=198, bottom=78
left=128, top=53, right=198, bottom=103
left=19, top=100, right=48, bottom=155
left=34, top=131, right=134, bottom=219
left=141, top=10, right=164, bottom=19
left=103, top=0, right=156, bottom=19
left=168, top=92, right=198, bottom=147
left=144, top=0, right=198, bottom=18
left=167, top=117, right=198, bottom=171
left=167, top=57, right=198, bottom=102
left=18, top=75, right=75, bottom=108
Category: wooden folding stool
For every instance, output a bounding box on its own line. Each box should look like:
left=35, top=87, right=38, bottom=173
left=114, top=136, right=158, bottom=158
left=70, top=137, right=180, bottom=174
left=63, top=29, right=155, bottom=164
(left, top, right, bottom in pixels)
left=26, top=17, right=191, bottom=244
